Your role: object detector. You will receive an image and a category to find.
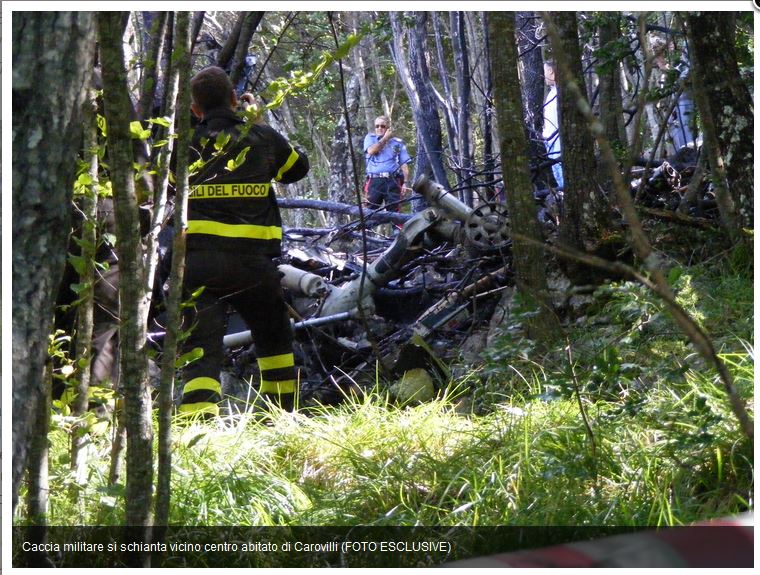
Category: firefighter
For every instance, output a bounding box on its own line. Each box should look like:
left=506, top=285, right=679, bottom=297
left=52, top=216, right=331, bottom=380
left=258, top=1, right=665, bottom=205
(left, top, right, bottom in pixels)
left=178, top=66, right=309, bottom=417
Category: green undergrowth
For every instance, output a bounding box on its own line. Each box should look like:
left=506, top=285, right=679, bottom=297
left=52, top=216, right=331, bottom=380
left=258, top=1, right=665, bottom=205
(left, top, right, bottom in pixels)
left=17, top=249, right=753, bottom=528
left=24, top=362, right=752, bottom=528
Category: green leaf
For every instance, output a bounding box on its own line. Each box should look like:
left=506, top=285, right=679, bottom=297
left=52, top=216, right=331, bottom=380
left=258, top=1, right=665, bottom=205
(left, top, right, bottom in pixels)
left=225, top=146, right=251, bottom=172
left=74, top=173, right=94, bottom=193
left=147, top=116, right=171, bottom=128
left=189, top=158, right=206, bottom=175
left=234, top=146, right=251, bottom=167
left=175, top=347, right=204, bottom=369
left=185, top=432, right=208, bottom=449
left=69, top=282, right=91, bottom=295
left=97, top=114, right=107, bottom=137
left=95, top=180, right=113, bottom=198
left=214, top=131, right=231, bottom=151
left=129, top=121, right=151, bottom=140
left=668, top=266, right=683, bottom=286
left=68, top=255, right=86, bottom=276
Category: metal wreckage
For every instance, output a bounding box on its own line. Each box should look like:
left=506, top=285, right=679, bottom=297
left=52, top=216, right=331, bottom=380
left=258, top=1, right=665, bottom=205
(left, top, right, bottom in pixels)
left=146, top=143, right=709, bottom=411
left=213, top=176, right=516, bottom=410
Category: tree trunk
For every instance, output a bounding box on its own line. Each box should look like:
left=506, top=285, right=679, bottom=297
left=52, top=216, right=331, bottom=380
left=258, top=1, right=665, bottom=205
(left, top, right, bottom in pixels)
left=155, top=11, right=192, bottom=531
left=145, top=14, right=181, bottom=324
left=277, top=198, right=410, bottom=225
left=328, top=74, right=361, bottom=210
left=487, top=12, right=559, bottom=341
left=217, top=12, right=245, bottom=70
left=350, top=12, right=375, bottom=134
left=24, top=362, right=53, bottom=567
left=479, top=12, right=496, bottom=200
left=98, top=13, right=154, bottom=558
left=465, top=13, right=489, bottom=152
left=136, top=12, right=168, bottom=119
left=597, top=14, right=627, bottom=151
left=548, top=12, right=612, bottom=281
left=190, top=11, right=206, bottom=51
left=515, top=11, right=548, bottom=189
left=11, top=11, right=96, bottom=515
left=154, top=13, right=175, bottom=123
left=229, top=12, right=264, bottom=91
left=366, top=20, right=391, bottom=117
left=70, top=86, right=100, bottom=479
left=390, top=12, right=450, bottom=190
left=430, top=12, right=458, bottom=174
left=108, top=412, right=127, bottom=486
left=686, top=12, right=753, bottom=237
left=450, top=11, right=473, bottom=205
left=26, top=362, right=52, bottom=523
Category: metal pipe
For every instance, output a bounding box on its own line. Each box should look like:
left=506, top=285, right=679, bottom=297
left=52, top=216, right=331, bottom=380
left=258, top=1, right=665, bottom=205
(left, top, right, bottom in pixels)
left=317, top=208, right=440, bottom=317
left=222, top=311, right=355, bottom=348
left=278, top=264, right=331, bottom=297
left=414, top=175, right=474, bottom=221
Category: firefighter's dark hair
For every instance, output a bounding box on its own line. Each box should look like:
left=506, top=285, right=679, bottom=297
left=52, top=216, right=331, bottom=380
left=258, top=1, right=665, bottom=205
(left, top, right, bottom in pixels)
left=190, top=66, right=234, bottom=113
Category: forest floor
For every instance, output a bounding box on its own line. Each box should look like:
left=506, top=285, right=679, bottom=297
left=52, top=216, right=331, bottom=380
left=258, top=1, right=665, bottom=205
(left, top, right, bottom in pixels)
left=23, top=223, right=753, bottom=535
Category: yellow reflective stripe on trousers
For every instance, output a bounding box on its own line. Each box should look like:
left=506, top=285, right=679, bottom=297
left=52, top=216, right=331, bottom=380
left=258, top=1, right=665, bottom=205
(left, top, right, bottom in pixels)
left=190, top=182, right=271, bottom=199
left=260, top=379, right=296, bottom=394
left=187, top=220, right=282, bottom=240
left=177, top=402, right=220, bottom=417
left=184, top=376, right=222, bottom=395
left=257, top=353, right=295, bottom=371
left=275, top=147, right=300, bottom=181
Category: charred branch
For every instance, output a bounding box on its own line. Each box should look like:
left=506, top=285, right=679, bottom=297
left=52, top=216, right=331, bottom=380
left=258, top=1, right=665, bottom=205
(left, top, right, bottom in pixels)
left=277, top=198, right=413, bottom=225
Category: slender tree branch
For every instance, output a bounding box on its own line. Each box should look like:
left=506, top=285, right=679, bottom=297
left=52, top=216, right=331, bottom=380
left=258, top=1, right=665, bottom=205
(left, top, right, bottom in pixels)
left=154, top=11, right=191, bottom=531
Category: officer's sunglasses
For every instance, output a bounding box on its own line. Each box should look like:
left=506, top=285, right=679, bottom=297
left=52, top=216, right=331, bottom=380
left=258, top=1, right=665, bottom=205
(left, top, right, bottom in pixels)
left=375, top=124, right=387, bottom=128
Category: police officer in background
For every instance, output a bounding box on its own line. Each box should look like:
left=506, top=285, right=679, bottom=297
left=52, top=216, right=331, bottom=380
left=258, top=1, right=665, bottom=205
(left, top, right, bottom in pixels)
left=542, top=60, right=564, bottom=190
left=178, top=66, right=309, bottom=416
left=363, top=115, right=412, bottom=212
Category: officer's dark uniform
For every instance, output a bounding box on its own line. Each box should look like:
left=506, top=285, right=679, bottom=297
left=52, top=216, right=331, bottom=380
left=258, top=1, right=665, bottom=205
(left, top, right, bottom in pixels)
left=179, top=107, right=309, bottom=416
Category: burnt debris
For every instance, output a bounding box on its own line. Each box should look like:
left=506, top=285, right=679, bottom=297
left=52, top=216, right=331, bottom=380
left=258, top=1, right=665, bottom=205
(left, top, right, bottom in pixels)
left=219, top=176, right=514, bottom=409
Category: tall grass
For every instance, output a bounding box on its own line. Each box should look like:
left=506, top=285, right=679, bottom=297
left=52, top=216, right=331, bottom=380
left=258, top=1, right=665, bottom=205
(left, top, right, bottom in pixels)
left=16, top=248, right=753, bottom=528
left=24, top=356, right=752, bottom=528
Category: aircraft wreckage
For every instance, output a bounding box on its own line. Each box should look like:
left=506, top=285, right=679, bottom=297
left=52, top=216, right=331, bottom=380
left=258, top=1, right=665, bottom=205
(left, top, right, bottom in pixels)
left=176, top=176, right=515, bottom=408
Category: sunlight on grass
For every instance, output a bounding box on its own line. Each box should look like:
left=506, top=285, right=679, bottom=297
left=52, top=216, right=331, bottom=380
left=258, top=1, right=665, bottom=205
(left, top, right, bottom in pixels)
left=17, top=258, right=753, bottom=530
left=23, top=346, right=752, bottom=528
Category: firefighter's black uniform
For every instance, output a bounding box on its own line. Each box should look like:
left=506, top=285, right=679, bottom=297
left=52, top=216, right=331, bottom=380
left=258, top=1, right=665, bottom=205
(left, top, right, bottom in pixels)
left=178, top=107, right=309, bottom=416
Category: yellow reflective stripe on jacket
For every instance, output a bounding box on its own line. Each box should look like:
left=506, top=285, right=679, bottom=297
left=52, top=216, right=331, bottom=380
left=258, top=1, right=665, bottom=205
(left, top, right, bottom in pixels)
left=183, top=376, right=222, bottom=395
left=257, top=353, right=295, bottom=371
left=275, top=147, right=300, bottom=181
left=190, top=182, right=271, bottom=199
left=187, top=220, right=282, bottom=240
left=260, top=379, right=296, bottom=395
